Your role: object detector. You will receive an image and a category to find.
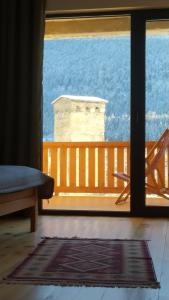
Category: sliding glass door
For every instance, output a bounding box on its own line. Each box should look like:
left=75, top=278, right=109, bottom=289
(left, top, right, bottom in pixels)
left=127, top=10, right=169, bottom=216
left=42, top=15, right=131, bottom=214
left=42, top=9, right=169, bottom=217
left=145, top=16, right=169, bottom=210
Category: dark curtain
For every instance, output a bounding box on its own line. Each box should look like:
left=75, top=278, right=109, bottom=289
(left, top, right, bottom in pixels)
left=0, top=0, right=46, bottom=169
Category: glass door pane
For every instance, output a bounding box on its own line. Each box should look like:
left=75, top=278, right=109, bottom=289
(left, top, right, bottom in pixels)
left=145, top=20, right=169, bottom=207
left=42, top=16, right=131, bottom=213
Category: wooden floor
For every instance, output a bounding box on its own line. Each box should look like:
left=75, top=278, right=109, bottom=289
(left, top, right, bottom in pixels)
left=43, top=195, right=130, bottom=211
left=43, top=195, right=169, bottom=211
left=0, top=214, right=169, bottom=300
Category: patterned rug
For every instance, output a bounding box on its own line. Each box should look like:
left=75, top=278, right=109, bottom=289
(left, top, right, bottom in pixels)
left=4, top=238, right=160, bottom=288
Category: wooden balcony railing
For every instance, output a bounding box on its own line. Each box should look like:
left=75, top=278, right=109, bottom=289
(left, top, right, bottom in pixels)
left=43, top=141, right=169, bottom=194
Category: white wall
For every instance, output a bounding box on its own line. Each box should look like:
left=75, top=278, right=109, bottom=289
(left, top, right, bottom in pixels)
left=53, top=99, right=106, bottom=141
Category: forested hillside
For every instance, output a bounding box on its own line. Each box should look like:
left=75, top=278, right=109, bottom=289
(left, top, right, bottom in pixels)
left=43, top=36, right=169, bottom=141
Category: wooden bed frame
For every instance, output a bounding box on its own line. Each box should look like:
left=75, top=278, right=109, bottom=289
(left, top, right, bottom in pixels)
left=0, top=188, right=38, bottom=232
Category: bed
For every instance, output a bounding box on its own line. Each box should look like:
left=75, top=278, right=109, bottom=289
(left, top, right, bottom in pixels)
left=0, top=165, right=54, bottom=232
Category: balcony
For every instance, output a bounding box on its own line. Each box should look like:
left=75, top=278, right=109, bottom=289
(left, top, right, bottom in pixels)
left=42, top=141, right=169, bottom=211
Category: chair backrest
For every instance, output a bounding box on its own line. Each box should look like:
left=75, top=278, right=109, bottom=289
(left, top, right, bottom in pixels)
left=146, top=129, right=169, bottom=173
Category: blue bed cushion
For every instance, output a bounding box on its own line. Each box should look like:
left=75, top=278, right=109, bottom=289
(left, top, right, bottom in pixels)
left=0, top=165, right=54, bottom=199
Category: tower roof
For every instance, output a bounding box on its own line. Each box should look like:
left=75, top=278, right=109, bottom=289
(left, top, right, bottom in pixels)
left=52, top=95, right=108, bottom=105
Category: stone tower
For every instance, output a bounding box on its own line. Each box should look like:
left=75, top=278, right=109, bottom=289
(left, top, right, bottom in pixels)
left=52, top=95, right=108, bottom=141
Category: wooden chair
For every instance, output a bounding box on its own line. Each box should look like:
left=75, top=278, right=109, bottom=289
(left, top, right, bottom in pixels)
left=113, top=129, right=169, bottom=204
